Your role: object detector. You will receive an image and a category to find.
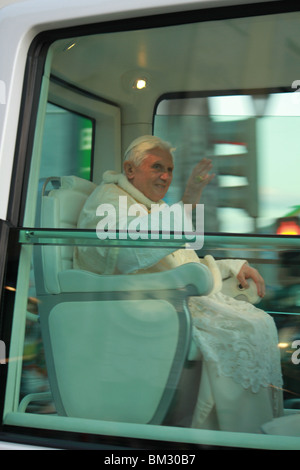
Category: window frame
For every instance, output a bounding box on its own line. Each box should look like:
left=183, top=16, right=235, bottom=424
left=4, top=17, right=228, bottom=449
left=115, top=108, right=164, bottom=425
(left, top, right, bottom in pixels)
left=41, top=99, right=96, bottom=182
left=1, top=0, right=300, bottom=450
left=47, top=77, right=121, bottom=184
left=153, top=86, right=297, bottom=236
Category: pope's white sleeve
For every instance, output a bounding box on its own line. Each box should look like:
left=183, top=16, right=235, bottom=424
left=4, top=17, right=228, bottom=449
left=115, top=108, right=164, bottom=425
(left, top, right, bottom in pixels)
left=216, top=259, right=247, bottom=279
left=116, top=202, right=189, bottom=274
left=116, top=246, right=176, bottom=273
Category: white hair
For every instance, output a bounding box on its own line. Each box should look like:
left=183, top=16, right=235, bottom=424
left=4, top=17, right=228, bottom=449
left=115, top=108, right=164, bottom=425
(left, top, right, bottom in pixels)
left=124, top=135, right=175, bottom=166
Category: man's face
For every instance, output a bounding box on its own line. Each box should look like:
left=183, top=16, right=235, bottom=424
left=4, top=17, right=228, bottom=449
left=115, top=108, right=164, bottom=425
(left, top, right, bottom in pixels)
left=124, top=147, right=174, bottom=202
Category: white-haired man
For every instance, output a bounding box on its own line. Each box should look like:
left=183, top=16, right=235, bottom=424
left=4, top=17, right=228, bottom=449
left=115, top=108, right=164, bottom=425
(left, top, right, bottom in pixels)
left=74, top=135, right=283, bottom=432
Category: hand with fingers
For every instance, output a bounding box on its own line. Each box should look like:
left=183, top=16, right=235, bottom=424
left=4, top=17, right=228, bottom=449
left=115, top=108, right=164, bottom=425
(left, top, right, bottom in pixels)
left=237, top=263, right=266, bottom=299
left=182, top=158, right=215, bottom=206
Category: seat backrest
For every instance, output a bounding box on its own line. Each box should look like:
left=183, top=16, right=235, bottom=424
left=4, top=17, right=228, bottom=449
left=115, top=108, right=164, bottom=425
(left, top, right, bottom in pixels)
left=36, top=175, right=213, bottom=425
left=44, top=296, right=187, bottom=423
left=40, top=175, right=96, bottom=293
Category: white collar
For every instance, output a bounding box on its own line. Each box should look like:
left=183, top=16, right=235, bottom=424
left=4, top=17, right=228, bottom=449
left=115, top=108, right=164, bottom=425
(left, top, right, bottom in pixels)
left=102, top=171, right=165, bottom=210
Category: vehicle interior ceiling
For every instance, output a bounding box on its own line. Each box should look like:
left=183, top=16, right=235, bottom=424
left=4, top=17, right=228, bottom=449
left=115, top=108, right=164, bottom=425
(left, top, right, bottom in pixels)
left=48, top=11, right=300, bottom=164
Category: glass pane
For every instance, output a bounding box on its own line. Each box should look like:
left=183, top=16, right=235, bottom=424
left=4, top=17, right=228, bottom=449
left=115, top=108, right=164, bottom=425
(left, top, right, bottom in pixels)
left=2, top=233, right=299, bottom=448
left=13, top=239, right=202, bottom=421
left=40, top=103, right=93, bottom=181
left=6, top=7, right=300, bottom=449
left=154, top=92, right=300, bottom=235
left=202, top=234, right=300, bottom=409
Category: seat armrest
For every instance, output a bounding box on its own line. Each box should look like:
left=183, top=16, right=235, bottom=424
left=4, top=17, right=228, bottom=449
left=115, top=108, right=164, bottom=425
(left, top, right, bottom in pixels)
left=58, top=262, right=213, bottom=295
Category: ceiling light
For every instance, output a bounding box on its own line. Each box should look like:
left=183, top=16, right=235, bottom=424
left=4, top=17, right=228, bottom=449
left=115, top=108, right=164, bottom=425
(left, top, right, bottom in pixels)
left=121, top=70, right=151, bottom=93
left=133, top=78, right=147, bottom=90
left=64, top=41, right=76, bottom=52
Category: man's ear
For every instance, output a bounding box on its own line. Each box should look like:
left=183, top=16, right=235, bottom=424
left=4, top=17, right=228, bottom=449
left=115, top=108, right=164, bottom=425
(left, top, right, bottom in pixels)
left=123, top=161, right=135, bottom=180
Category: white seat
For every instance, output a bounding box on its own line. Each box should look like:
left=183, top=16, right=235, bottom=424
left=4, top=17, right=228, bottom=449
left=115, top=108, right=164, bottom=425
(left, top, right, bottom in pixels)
left=35, top=176, right=213, bottom=424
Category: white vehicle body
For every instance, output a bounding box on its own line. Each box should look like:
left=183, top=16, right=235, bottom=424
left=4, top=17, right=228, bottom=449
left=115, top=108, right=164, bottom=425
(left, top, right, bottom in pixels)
left=1, top=0, right=300, bottom=451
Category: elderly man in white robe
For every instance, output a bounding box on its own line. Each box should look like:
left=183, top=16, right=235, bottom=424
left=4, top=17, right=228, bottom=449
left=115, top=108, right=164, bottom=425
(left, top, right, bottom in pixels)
left=74, top=135, right=283, bottom=433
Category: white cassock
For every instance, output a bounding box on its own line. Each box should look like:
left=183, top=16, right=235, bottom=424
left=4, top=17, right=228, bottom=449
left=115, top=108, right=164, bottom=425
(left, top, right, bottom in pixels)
left=74, top=171, right=283, bottom=433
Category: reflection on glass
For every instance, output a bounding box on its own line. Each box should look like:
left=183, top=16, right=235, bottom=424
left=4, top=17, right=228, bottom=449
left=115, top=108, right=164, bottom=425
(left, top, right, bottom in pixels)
left=155, top=92, right=300, bottom=235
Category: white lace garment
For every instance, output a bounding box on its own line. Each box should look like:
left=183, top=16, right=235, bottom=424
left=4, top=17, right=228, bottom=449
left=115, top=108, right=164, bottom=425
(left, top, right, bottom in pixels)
left=189, top=291, right=283, bottom=394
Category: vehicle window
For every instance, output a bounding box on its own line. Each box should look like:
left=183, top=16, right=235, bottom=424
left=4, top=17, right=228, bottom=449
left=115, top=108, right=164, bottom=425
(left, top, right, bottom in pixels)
left=41, top=103, right=93, bottom=181
left=2, top=6, right=300, bottom=451
left=154, top=92, right=300, bottom=235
